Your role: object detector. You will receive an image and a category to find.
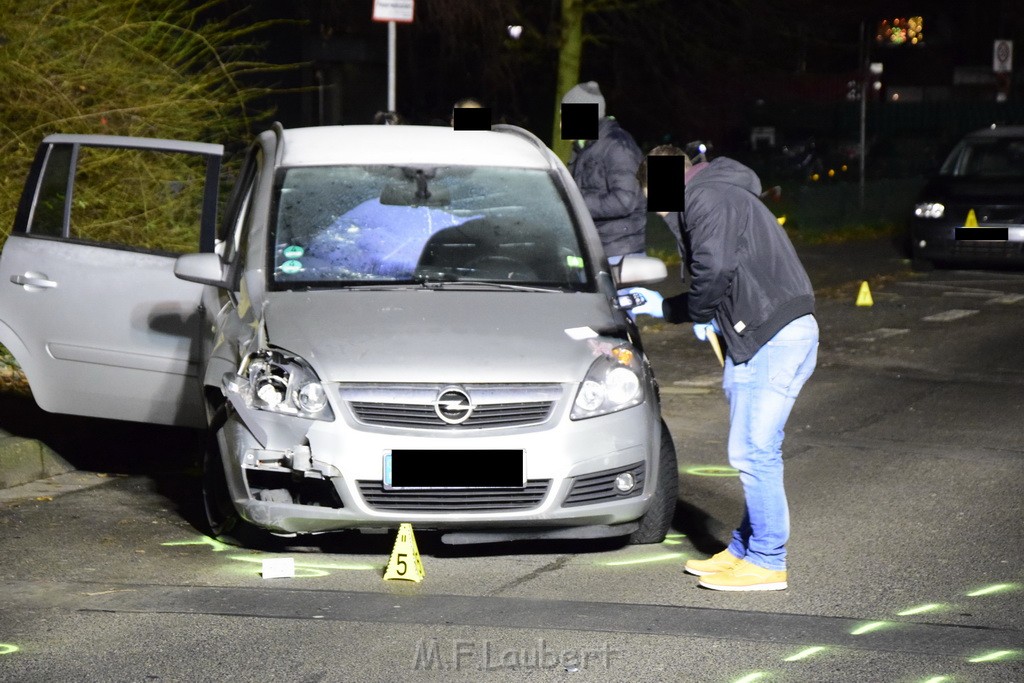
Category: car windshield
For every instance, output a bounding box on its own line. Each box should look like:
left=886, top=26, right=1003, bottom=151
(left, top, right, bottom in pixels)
left=940, top=136, right=1024, bottom=178
left=269, top=165, right=590, bottom=290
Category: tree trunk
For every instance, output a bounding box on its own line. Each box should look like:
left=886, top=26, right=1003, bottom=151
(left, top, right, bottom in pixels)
left=551, top=0, right=584, bottom=163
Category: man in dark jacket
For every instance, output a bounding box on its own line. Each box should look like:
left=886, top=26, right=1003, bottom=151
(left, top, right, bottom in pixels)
left=639, top=146, right=818, bottom=591
left=562, top=82, right=647, bottom=260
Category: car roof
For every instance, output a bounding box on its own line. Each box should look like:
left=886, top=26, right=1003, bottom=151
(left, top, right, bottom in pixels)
left=277, top=125, right=554, bottom=169
left=963, top=125, right=1024, bottom=139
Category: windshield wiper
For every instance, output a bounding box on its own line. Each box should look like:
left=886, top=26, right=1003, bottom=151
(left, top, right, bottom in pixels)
left=420, top=278, right=562, bottom=293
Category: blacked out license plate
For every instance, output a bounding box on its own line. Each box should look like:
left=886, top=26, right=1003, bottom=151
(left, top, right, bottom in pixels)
left=383, top=449, right=524, bottom=489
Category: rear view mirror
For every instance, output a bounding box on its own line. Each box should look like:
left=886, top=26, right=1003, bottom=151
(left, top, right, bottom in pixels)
left=174, top=252, right=228, bottom=288
left=613, top=254, right=667, bottom=287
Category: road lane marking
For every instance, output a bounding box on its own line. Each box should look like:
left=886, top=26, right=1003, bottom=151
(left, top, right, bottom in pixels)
left=987, top=293, right=1024, bottom=305
left=898, top=282, right=1005, bottom=296
left=845, top=328, right=909, bottom=342
left=922, top=309, right=979, bottom=322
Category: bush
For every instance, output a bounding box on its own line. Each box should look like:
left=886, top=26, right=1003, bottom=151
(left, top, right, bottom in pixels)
left=0, top=0, right=286, bottom=250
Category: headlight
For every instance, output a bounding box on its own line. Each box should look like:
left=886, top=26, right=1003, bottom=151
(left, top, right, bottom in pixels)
left=914, top=202, right=945, bottom=219
left=571, top=344, right=646, bottom=420
left=227, top=350, right=334, bottom=421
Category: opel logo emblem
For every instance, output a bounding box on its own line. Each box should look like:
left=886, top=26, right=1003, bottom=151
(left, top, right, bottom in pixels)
left=435, top=387, right=473, bottom=424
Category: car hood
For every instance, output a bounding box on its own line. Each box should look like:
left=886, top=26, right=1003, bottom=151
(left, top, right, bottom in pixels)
left=262, top=289, right=626, bottom=383
left=920, top=176, right=1024, bottom=205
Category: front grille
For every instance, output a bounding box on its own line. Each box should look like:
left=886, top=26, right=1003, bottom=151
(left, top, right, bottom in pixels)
left=350, top=400, right=553, bottom=428
left=948, top=239, right=1024, bottom=258
left=357, top=480, right=550, bottom=512
left=338, top=384, right=562, bottom=430
left=562, top=462, right=646, bottom=507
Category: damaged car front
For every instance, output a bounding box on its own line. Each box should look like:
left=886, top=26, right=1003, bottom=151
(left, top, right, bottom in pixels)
left=179, top=124, right=678, bottom=547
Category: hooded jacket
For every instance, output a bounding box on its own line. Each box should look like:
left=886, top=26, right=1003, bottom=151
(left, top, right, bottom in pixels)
left=677, top=157, right=815, bottom=364
left=567, top=117, right=647, bottom=257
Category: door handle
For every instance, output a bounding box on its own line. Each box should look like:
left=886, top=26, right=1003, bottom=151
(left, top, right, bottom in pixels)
left=11, top=272, right=58, bottom=289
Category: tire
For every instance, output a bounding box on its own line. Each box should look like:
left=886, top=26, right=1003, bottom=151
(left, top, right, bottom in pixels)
left=629, top=420, right=679, bottom=544
left=201, top=404, right=272, bottom=548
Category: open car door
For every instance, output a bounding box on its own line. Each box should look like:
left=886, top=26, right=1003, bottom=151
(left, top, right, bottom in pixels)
left=0, top=135, right=223, bottom=427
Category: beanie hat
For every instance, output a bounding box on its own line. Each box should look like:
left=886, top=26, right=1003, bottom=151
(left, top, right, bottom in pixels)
left=562, top=81, right=605, bottom=119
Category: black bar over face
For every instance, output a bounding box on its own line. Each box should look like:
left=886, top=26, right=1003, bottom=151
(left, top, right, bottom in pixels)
left=645, top=155, right=686, bottom=213
left=453, top=107, right=492, bottom=131
left=560, top=103, right=599, bottom=140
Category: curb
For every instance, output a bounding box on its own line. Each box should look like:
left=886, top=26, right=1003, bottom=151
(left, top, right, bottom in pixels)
left=0, top=429, right=75, bottom=490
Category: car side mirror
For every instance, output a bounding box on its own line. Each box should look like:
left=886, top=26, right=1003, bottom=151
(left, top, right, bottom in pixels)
left=174, top=252, right=228, bottom=288
left=613, top=254, right=667, bottom=288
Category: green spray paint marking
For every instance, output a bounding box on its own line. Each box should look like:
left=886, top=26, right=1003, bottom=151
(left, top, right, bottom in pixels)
left=162, top=536, right=232, bottom=552
left=731, top=673, right=768, bottom=683
left=897, top=603, right=945, bottom=616
left=919, top=677, right=951, bottom=683
left=968, top=650, right=1016, bottom=663
left=966, top=583, right=1016, bottom=597
left=0, top=644, right=19, bottom=655
left=683, top=465, right=739, bottom=477
left=783, top=646, right=827, bottom=662
left=850, top=621, right=892, bottom=635
left=601, top=552, right=684, bottom=567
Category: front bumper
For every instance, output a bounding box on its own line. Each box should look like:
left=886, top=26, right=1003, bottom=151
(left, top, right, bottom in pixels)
left=219, top=383, right=664, bottom=536
left=911, top=219, right=1024, bottom=264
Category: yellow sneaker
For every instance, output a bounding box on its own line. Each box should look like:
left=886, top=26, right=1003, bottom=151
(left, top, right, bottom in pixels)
left=684, top=549, right=743, bottom=576
left=698, top=559, right=788, bottom=591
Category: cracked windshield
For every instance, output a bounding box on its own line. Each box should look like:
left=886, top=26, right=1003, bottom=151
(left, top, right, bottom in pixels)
left=271, top=165, right=590, bottom=288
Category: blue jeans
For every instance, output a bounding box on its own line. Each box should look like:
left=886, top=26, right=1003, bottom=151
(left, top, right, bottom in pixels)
left=722, top=314, right=818, bottom=571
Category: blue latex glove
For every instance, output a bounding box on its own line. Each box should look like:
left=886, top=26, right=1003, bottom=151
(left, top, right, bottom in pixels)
left=692, top=319, right=720, bottom=341
left=627, top=287, right=664, bottom=318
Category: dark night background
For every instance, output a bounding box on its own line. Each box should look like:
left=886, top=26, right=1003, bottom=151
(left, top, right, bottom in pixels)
left=215, top=0, right=1023, bottom=181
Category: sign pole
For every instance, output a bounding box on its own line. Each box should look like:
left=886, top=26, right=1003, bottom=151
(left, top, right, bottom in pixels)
left=372, top=0, right=414, bottom=115
left=388, top=21, right=397, bottom=112
left=858, top=21, right=867, bottom=210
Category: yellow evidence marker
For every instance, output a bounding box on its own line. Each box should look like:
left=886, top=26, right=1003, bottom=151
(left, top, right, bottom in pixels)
left=965, top=209, right=979, bottom=227
left=383, top=523, right=425, bottom=582
left=856, top=280, right=874, bottom=307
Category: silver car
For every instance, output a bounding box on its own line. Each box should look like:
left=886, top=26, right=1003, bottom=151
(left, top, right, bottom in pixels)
left=0, top=124, right=678, bottom=546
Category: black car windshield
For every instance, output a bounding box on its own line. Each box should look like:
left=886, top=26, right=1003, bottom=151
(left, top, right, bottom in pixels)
left=269, top=165, right=590, bottom=290
left=940, top=136, right=1024, bottom=178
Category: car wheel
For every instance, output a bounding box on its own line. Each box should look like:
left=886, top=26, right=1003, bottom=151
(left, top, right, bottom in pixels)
left=628, top=420, right=679, bottom=544
left=202, top=404, right=271, bottom=548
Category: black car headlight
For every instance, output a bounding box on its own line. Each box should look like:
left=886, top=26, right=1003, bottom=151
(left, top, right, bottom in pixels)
left=571, top=344, right=645, bottom=420
left=914, top=202, right=945, bottom=219
left=227, top=350, right=334, bottom=421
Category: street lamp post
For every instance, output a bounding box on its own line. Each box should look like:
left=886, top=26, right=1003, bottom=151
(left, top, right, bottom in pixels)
left=859, top=21, right=868, bottom=210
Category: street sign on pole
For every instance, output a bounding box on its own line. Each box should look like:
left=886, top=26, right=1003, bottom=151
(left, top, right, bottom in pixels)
left=372, top=0, right=414, bottom=113
left=993, top=40, right=1013, bottom=73
left=373, top=0, right=414, bottom=23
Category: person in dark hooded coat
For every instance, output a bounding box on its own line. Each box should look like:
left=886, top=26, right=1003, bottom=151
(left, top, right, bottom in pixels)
left=639, top=145, right=819, bottom=591
left=562, top=81, right=647, bottom=261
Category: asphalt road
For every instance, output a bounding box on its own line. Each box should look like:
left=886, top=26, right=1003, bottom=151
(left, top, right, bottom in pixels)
left=0, top=237, right=1022, bottom=683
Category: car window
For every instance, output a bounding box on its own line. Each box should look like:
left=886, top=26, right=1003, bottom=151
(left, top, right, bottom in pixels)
left=27, top=144, right=208, bottom=254
left=941, top=136, right=1024, bottom=178
left=269, top=165, right=590, bottom=290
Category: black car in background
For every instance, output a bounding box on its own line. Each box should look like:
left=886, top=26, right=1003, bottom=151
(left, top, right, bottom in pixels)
left=910, top=125, right=1024, bottom=269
